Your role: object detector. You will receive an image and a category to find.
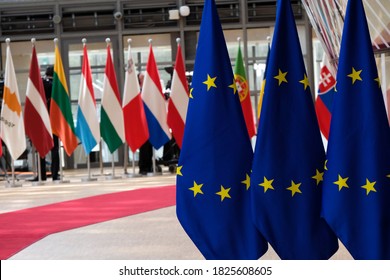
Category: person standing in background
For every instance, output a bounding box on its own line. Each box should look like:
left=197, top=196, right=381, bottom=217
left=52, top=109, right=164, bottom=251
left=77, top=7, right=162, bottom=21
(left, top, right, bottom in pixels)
left=41, top=66, right=60, bottom=181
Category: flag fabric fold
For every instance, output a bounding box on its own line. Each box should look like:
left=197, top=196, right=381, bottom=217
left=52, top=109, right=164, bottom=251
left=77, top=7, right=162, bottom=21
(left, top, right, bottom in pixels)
left=24, top=42, right=53, bottom=158
left=234, top=43, right=256, bottom=139
left=176, top=0, right=268, bottom=260
left=322, top=0, right=390, bottom=259
left=76, top=41, right=100, bottom=155
left=1, top=40, right=26, bottom=160
left=315, top=54, right=336, bottom=140
left=100, top=41, right=125, bottom=154
left=249, top=0, right=338, bottom=259
left=141, top=44, right=171, bottom=150
left=122, top=42, right=149, bottom=153
left=167, top=41, right=189, bottom=149
left=51, top=40, right=79, bottom=157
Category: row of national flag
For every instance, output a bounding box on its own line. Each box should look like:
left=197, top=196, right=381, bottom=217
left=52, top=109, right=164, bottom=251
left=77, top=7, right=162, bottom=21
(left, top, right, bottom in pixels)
left=0, top=31, right=259, bottom=162
left=0, top=37, right=192, bottom=162
left=176, top=0, right=390, bottom=260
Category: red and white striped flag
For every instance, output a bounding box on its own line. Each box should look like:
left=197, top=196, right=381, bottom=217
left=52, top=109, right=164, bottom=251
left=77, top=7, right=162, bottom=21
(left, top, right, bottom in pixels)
left=122, top=40, right=149, bottom=152
left=1, top=39, right=26, bottom=160
left=167, top=40, right=189, bottom=148
left=24, top=39, right=54, bottom=158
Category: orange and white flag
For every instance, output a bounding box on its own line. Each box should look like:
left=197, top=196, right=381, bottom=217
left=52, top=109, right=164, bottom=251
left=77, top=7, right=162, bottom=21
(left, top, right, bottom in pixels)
left=1, top=39, right=26, bottom=160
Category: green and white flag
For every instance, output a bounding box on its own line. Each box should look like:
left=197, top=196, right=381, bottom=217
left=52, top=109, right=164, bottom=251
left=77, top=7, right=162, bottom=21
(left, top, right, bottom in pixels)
left=100, top=40, right=125, bottom=153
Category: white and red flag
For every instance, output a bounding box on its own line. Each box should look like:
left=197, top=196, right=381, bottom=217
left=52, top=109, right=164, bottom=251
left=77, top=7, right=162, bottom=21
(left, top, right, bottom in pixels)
left=122, top=39, right=149, bottom=153
left=24, top=39, right=54, bottom=158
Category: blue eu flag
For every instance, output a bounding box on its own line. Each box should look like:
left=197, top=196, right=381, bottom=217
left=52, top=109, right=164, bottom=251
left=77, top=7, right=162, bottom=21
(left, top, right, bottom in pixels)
left=250, top=0, right=338, bottom=259
left=176, top=0, right=268, bottom=260
left=322, top=0, right=390, bottom=260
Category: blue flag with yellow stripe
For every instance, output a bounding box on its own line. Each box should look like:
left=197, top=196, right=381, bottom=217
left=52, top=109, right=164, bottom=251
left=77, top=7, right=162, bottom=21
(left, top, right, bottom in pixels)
left=249, top=0, right=338, bottom=259
left=322, top=0, right=390, bottom=260
left=176, top=0, right=268, bottom=260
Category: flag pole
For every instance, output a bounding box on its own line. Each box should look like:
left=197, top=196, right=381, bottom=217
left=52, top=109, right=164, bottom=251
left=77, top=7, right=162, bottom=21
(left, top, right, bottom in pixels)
left=130, top=151, right=141, bottom=177
left=11, top=161, right=16, bottom=186
left=152, top=149, right=156, bottom=174
left=82, top=154, right=97, bottom=182
left=88, top=154, right=91, bottom=180
left=31, top=146, right=37, bottom=179
left=11, top=161, right=15, bottom=185
left=123, top=147, right=140, bottom=178
left=56, top=142, right=70, bottom=184
left=132, top=152, right=136, bottom=175
left=37, top=155, right=42, bottom=183
left=106, top=153, right=120, bottom=180
left=99, top=142, right=103, bottom=176
left=32, top=154, right=44, bottom=186
left=151, top=148, right=161, bottom=176
left=111, top=154, right=115, bottom=177
left=7, top=161, right=22, bottom=188
left=123, top=144, right=128, bottom=175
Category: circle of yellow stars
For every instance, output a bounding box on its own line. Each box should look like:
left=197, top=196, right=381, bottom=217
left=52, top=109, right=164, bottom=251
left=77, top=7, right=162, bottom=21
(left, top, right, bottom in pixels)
left=177, top=165, right=254, bottom=202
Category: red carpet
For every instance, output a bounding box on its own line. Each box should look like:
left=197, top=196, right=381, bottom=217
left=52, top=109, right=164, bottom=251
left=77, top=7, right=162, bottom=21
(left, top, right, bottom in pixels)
left=0, top=185, right=176, bottom=260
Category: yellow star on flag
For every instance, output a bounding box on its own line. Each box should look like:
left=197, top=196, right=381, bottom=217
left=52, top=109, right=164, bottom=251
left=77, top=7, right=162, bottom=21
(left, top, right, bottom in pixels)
left=241, top=173, right=251, bottom=191
left=176, top=165, right=183, bottom=176
left=286, top=180, right=302, bottom=197
left=299, top=74, right=310, bottom=90
left=361, top=179, right=377, bottom=195
left=259, top=176, right=275, bottom=193
left=229, top=79, right=237, bottom=94
left=334, top=174, right=349, bottom=191
left=374, top=77, right=381, bottom=88
left=312, top=169, right=324, bottom=186
left=189, top=181, right=204, bottom=197
left=347, top=67, right=363, bottom=84
left=274, top=69, right=288, bottom=86
left=189, top=88, right=194, bottom=99
left=216, top=185, right=231, bottom=202
left=203, top=74, right=217, bottom=91
left=324, top=160, right=328, bottom=171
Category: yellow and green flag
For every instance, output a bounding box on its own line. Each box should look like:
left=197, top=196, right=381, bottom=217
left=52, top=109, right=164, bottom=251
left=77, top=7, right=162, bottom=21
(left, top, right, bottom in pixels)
left=50, top=40, right=78, bottom=156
